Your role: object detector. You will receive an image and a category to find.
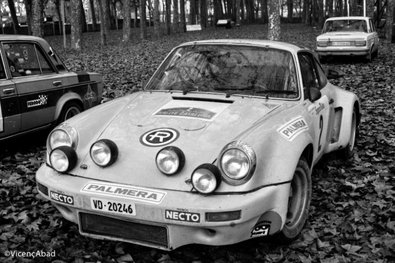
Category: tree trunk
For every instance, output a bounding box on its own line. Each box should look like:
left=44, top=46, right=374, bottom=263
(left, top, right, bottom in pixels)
left=32, top=0, right=44, bottom=37
left=287, top=0, right=293, bottom=22
left=173, top=0, right=180, bottom=32
left=153, top=0, right=161, bottom=37
left=24, top=0, right=33, bottom=35
left=140, top=0, right=147, bottom=39
left=165, top=0, right=171, bottom=34
left=200, top=0, right=207, bottom=28
left=267, top=0, right=280, bottom=40
left=97, top=0, right=110, bottom=45
left=80, top=0, right=87, bottom=32
left=180, top=0, right=186, bottom=32
left=262, top=0, right=268, bottom=23
left=318, top=0, right=323, bottom=27
left=71, top=0, right=83, bottom=50
left=123, top=0, right=132, bottom=41
left=190, top=0, right=196, bottom=24
left=386, top=0, right=395, bottom=42
left=327, top=0, right=333, bottom=18
left=90, top=0, right=97, bottom=30
left=235, top=0, right=240, bottom=25
left=7, top=0, right=19, bottom=34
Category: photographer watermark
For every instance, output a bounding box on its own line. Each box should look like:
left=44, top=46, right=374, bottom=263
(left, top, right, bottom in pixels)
left=3, top=250, right=56, bottom=259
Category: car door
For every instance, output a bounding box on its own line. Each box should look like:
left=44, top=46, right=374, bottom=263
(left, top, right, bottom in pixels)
left=0, top=47, right=20, bottom=139
left=298, top=52, right=331, bottom=161
left=3, top=41, right=64, bottom=131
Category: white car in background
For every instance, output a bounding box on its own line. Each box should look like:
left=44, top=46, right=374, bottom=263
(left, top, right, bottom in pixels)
left=316, top=16, right=379, bottom=62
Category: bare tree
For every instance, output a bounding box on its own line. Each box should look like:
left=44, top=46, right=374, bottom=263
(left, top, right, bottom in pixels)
left=32, top=0, right=44, bottom=37
left=71, top=0, right=83, bottom=50
left=180, top=0, right=186, bottom=32
left=386, top=0, right=395, bottom=43
left=165, top=0, right=171, bottom=34
left=98, top=0, right=110, bottom=45
left=200, top=0, right=207, bottom=28
left=140, top=0, right=147, bottom=39
left=173, top=0, right=180, bottom=32
left=153, top=0, right=161, bottom=37
left=90, top=0, right=98, bottom=30
left=123, top=0, right=132, bottom=41
left=7, top=0, right=19, bottom=33
left=267, top=0, right=280, bottom=40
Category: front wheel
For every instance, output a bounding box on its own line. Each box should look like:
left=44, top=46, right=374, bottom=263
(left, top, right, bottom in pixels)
left=275, top=158, right=312, bottom=242
left=57, top=101, right=82, bottom=124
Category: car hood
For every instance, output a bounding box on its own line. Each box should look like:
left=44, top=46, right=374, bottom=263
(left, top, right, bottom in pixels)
left=317, top=32, right=367, bottom=40
left=76, top=91, right=283, bottom=191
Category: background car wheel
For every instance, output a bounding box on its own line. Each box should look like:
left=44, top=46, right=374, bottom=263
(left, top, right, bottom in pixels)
left=339, top=108, right=358, bottom=159
left=365, top=48, right=373, bottom=62
left=57, top=101, right=82, bottom=124
left=275, top=158, right=311, bottom=243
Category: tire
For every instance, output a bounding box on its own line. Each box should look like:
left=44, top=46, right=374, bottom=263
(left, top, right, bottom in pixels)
left=339, top=108, right=358, bottom=159
left=57, top=101, right=82, bottom=124
left=275, top=158, right=312, bottom=243
left=365, top=48, right=373, bottom=62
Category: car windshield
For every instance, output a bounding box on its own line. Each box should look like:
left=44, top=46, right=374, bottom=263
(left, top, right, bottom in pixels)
left=323, top=19, right=367, bottom=33
left=145, top=45, right=299, bottom=99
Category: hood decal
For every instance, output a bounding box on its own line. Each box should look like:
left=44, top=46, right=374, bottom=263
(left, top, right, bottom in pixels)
left=140, top=127, right=179, bottom=147
left=153, top=99, right=230, bottom=121
left=277, top=116, right=308, bottom=141
left=155, top=107, right=216, bottom=120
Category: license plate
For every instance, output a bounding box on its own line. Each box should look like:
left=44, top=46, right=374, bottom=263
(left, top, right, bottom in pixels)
left=90, top=198, right=136, bottom=216
left=332, top=41, right=350, bottom=46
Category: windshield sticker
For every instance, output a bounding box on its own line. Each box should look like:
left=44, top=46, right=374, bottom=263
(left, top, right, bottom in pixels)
left=155, top=107, right=216, bottom=120
left=27, top=95, right=48, bottom=108
left=277, top=116, right=308, bottom=141
left=82, top=182, right=166, bottom=204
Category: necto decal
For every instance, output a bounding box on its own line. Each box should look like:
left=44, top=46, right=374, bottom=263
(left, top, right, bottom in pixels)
left=81, top=182, right=166, bottom=204
left=277, top=116, right=308, bottom=141
left=165, top=210, right=200, bottom=223
left=50, top=191, right=74, bottom=205
left=140, top=127, right=179, bottom=147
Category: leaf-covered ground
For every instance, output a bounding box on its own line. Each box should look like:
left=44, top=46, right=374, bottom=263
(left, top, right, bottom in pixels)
left=0, top=24, right=394, bottom=263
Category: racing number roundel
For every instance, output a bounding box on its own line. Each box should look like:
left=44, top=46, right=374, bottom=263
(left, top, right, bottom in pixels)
left=140, top=128, right=179, bottom=147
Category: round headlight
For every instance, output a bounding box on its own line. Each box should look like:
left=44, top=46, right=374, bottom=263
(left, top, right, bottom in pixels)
left=90, top=139, right=118, bottom=167
left=191, top=164, right=221, bottom=194
left=156, top=146, right=185, bottom=175
left=50, top=146, right=77, bottom=173
left=48, top=125, right=78, bottom=151
left=219, top=141, right=256, bottom=185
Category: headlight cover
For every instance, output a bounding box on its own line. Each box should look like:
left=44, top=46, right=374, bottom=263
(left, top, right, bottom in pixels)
left=90, top=139, right=118, bottom=167
left=47, top=124, right=79, bottom=152
left=156, top=146, right=185, bottom=175
left=219, top=141, right=256, bottom=185
left=191, top=164, right=221, bottom=194
left=50, top=146, right=78, bottom=173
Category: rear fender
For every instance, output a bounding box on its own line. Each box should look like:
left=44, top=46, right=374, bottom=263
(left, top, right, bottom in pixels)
left=54, top=92, right=83, bottom=120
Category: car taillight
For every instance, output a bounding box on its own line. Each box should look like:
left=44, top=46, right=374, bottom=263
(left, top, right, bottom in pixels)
left=317, top=41, right=328, bottom=47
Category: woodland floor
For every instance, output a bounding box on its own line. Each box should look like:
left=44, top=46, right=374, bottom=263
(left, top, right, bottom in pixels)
left=0, top=24, right=394, bottom=263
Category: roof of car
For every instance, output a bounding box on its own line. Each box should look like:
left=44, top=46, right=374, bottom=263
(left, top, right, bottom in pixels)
left=0, top=34, right=49, bottom=46
left=178, top=39, right=307, bottom=53
left=325, top=16, right=370, bottom=21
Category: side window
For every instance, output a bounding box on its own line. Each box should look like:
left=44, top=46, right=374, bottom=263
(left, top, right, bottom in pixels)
left=0, top=54, right=6, bottom=79
left=313, top=57, right=328, bottom=88
left=298, top=53, right=319, bottom=94
left=4, top=42, right=55, bottom=77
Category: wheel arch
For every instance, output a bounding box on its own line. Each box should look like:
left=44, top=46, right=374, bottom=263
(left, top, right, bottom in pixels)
left=54, top=93, right=84, bottom=120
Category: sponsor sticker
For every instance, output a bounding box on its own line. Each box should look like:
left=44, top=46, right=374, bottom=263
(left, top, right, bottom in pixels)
left=155, top=107, right=216, bottom=120
left=277, top=116, right=308, bottom=141
left=50, top=191, right=74, bottom=205
left=140, top=128, right=179, bottom=147
left=90, top=197, right=136, bottom=216
left=26, top=94, right=48, bottom=108
left=251, top=223, right=270, bottom=237
left=81, top=182, right=166, bottom=204
left=165, top=210, right=200, bottom=223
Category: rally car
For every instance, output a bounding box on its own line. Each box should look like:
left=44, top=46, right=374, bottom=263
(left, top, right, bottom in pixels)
left=316, top=16, right=379, bottom=62
left=0, top=35, right=103, bottom=141
left=36, top=40, right=360, bottom=250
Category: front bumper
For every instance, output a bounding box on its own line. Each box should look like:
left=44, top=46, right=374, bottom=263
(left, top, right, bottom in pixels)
left=36, top=165, right=290, bottom=250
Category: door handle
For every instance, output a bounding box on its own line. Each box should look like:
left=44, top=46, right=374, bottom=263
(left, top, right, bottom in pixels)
left=53, top=80, right=62, bottom=87
left=3, top=87, right=15, bottom=95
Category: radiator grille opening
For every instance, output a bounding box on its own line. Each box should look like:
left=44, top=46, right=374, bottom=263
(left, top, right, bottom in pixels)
left=79, top=213, right=168, bottom=248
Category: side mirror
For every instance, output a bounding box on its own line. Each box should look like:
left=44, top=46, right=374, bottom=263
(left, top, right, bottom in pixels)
left=310, top=87, right=322, bottom=102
